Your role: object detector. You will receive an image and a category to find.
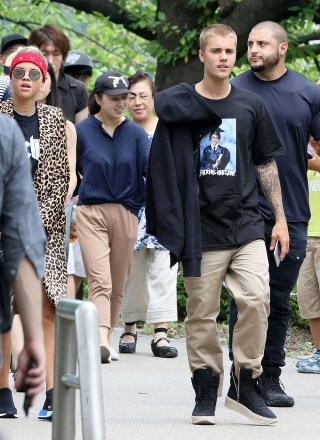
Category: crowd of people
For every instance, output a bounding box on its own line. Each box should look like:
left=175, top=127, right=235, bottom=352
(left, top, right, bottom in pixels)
left=0, top=18, right=319, bottom=429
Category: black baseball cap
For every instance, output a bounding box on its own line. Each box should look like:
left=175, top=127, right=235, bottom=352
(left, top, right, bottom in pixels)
left=1, top=33, right=27, bottom=54
left=93, top=71, right=129, bottom=95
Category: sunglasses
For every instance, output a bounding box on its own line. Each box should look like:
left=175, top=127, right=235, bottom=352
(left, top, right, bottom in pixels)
left=12, top=68, right=41, bottom=81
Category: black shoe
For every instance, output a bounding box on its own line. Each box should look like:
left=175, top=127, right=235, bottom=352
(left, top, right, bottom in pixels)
left=191, top=369, right=219, bottom=425
left=38, top=388, right=53, bottom=420
left=260, top=371, right=295, bottom=407
left=119, top=332, right=137, bottom=354
left=225, top=365, right=278, bottom=425
left=151, top=337, right=178, bottom=358
left=0, top=388, right=17, bottom=418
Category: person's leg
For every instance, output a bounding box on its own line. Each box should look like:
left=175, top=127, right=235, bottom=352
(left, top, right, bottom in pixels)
left=309, top=318, right=320, bottom=349
left=296, top=237, right=320, bottom=373
left=145, top=249, right=178, bottom=356
left=38, top=289, right=55, bottom=420
left=10, top=315, right=24, bottom=371
left=64, top=198, right=73, bottom=259
left=263, top=222, right=307, bottom=370
left=226, top=240, right=270, bottom=378
left=77, top=204, right=113, bottom=362
left=184, top=250, right=230, bottom=424
left=108, top=204, right=138, bottom=344
left=0, top=331, right=17, bottom=418
left=261, top=222, right=307, bottom=406
left=120, top=248, right=148, bottom=351
left=224, top=240, right=277, bottom=424
left=66, top=275, right=83, bottom=299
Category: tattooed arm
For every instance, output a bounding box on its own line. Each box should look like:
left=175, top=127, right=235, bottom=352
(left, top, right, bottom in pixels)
left=256, top=159, right=289, bottom=260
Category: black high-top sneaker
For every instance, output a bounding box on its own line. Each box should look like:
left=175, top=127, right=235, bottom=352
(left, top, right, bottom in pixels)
left=225, top=365, right=278, bottom=425
left=260, top=368, right=294, bottom=407
left=191, top=368, right=219, bottom=425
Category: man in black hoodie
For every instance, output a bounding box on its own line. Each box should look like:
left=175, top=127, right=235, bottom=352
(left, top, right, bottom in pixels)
left=146, top=24, right=289, bottom=426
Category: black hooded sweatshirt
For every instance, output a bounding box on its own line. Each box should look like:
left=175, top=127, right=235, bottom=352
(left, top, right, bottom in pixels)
left=146, top=83, right=221, bottom=276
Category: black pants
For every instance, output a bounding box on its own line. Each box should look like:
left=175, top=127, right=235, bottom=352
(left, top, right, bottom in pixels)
left=229, top=221, right=307, bottom=375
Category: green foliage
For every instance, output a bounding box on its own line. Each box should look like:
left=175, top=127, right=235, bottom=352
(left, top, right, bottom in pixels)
left=177, top=269, right=187, bottom=321
left=0, top=0, right=157, bottom=86
left=289, top=293, right=309, bottom=330
left=2, top=0, right=320, bottom=82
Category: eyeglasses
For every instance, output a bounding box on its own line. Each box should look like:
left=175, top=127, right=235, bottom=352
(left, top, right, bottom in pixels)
left=12, top=68, right=41, bottom=81
left=128, top=93, right=152, bottom=103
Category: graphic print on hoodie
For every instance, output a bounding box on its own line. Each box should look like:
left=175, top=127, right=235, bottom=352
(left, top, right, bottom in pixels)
left=199, top=119, right=236, bottom=176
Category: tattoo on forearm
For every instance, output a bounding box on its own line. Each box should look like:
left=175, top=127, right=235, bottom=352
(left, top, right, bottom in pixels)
left=256, top=159, right=286, bottom=221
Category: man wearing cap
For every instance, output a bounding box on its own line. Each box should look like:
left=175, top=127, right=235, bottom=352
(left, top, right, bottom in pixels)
left=0, top=33, right=27, bottom=102
left=0, top=33, right=27, bottom=66
left=63, top=50, right=93, bottom=87
left=76, top=70, right=149, bottom=364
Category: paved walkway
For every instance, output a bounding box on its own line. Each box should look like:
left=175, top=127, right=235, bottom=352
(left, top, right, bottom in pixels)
left=1, top=327, right=319, bottom=440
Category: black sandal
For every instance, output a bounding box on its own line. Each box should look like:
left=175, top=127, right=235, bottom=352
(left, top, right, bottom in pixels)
left=151, top=337, right=178, bottom=358
left=119, top=332, right=137, bottom=354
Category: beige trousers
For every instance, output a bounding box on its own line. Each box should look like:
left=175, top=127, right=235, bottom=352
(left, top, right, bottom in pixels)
left=184, top=240, right=270, bottom=395
left=77, top=203, right=138, bottom=329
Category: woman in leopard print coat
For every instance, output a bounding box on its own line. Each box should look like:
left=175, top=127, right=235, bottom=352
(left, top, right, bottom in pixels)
left=0, top=98, right=69, bottom=305
left=0, top=46, right=69, bottom=420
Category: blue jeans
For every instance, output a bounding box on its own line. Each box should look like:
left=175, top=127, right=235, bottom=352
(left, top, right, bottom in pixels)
left=229, top=221, right=307, bottom=374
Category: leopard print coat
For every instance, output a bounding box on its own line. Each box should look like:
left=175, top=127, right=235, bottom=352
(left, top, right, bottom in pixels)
left=0, top=99, right=69, bottom=306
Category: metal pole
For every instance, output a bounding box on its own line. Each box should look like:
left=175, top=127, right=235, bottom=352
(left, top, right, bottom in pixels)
left=52, top=300, right=81, bottom=440
left=52, top=299, right=106, bottom=440
left=76, top=302, right=106, bottom=440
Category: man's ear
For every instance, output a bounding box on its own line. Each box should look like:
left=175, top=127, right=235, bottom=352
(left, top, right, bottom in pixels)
left=279, top=42, right=288, bottom=56
left=199, top=49, right=205, bottom=63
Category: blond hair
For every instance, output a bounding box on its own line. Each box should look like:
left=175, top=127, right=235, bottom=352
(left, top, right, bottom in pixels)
left=199, top=24, right=237, bottom=51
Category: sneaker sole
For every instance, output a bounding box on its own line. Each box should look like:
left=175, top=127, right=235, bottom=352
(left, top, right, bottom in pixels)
left=225, top=396, right=278, bottom=425
left=0, top=412, right=18, bottom=418
left=263, top=397, right=294, bottom=407
left=191, top=415, right=215, bottom=425
left=297, top=367, right=320, bottom=374
left=100, top=345, right=111, bottom=363
left=38, top=410, right=53, bottom=420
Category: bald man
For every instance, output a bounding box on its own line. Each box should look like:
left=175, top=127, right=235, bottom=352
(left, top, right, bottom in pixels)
left=230, top=21, right=320, bottom=407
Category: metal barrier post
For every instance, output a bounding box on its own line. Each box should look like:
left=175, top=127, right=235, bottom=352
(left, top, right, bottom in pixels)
left=52, top=299, right=106, bottom=440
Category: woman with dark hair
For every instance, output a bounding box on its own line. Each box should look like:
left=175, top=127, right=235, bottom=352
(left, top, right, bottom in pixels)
left=76, top=71, right=149, bottom=363
left=0, top=46, right=69, bottom=420
left=119, top=71, right=178, bottom=358
left=28, top=23, right=88, bottom=123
